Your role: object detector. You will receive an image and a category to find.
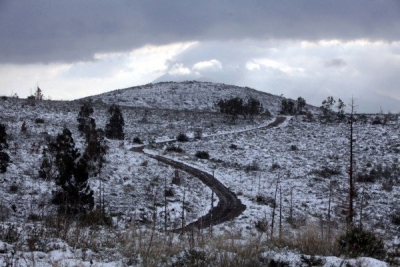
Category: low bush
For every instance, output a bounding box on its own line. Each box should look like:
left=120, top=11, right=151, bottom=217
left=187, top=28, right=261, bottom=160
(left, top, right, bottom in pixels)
left=79, top=209, right=113, bottom=227
left=176, top=133, right=189, bottom=142
left=245, top=160, right=259, bottom=172
left=229, top=144, right=238, bottom=150
left=133, top=137, right=143, bottom=144
left=195, top=151, right=209, bottom=159
left=390, top=211, right=400, bottom=225
left=165, top=146, right=184, bottom=153
left=9, top=184, right=18, bottom=193
left=270, top=162, right=281, bottom=171
left=312, top=166, right=341, bottom=178
left=164, top=188, right=174, bottom=197
left=338, top=227, right=385, bottom=259
left=254, top=219, right=268, bottom=233
left=27, top=213, right=41, bottom=221
left=255, top=194, right=276, bottom=208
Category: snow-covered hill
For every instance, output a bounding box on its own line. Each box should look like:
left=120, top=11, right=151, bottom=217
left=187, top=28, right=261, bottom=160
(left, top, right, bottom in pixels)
left=84, top=81, right=315, bottom=115
left=0, top=90, right=396, bottom=266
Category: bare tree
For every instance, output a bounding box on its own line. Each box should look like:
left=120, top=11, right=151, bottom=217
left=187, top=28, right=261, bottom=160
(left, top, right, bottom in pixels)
left=35, top=86, right=43, bottom=101
left=347, top=97, right=356, bottom=227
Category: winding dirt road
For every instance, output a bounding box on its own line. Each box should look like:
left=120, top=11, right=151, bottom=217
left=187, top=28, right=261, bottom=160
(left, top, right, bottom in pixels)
left=137, top=116, right=286, bottom=231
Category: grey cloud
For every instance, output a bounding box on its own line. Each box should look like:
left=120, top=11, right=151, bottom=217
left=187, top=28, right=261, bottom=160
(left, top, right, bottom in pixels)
left=1, top=0, right=400, bottom=64
left=324, top=58, right=347, bottom=68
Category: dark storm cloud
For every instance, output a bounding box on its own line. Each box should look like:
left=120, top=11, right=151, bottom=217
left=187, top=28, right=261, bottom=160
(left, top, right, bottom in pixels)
left=1, top=0, right=400, bottom=64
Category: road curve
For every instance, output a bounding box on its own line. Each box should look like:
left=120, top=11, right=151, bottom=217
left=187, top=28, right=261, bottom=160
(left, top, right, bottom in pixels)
left=139, top=116, right=286, bottom=231
left=148, top=154, right=245, bottom=231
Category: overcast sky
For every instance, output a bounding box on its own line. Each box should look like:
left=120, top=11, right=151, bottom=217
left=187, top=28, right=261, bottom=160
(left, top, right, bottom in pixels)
left=1, top=1, right=400, bottom=112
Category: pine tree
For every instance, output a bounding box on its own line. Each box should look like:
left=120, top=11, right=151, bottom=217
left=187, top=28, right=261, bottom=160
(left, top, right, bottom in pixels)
left=246, top=98, right=263, bottom=119
left=105, top=104, right=125, bottom=140
left=39, top=148, right=53, bottom=179
left=322, top=96, right=336, bottom=119
left=0, top=124, right=10, bottom=173
left=296, top=97, right=306, bottom=114
left=50, top=128, right=94, bottom=214
left=0, top=124, right=9, bottom=151
left=77, top=100, right=96, bottom=139
left=337, top=99, right=346, bottom=121
left=280, top=99, right=296, bottom=115
left=83, top=128, right=106, bottom=177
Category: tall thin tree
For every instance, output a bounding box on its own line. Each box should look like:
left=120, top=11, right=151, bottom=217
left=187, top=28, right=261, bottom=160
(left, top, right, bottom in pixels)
left=347, top=97, right=356, bottom=227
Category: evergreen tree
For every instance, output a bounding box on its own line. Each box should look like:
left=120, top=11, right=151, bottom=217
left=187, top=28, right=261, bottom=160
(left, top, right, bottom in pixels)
left=280, top=99, right=296, bottom=115
left=105, top=104, right=125, bottom=140
left=0, top=124, right=9, bottom=151
left=296, top=97, right=306, bottom=114
left=77, top=99, right=96, bottom=139
left=50, top=128, right=94, bottom=214
left=83, top=128, right=106, bottom=177
left=38, top=148, right=53, bottom=179
left=0, top=124, right=10, bottom=173
left=246, top=98, right=263, bottom=119
left=217, top=97, right=263, bottom=120
left=322, top=96, right=336, bottom=118
left=217, top=97, right=244, bottom=120
left=337, top=98, right=346, bottom=120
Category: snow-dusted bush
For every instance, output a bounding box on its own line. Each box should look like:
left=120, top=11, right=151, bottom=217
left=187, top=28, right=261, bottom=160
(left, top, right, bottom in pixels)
left=133, top=136, right=143, bottom=144
left=165, top=145, right=184, bottom=153
left=195, top=151, right=209, bottom=159
left=312, top=166, right=341, bottom=178
left=194, top=128, right=203, bottom=139
left=176, top=133, right=189, bottom=142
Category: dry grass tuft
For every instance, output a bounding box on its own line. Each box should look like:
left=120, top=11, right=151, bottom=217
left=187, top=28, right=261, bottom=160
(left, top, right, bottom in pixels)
left=272, top=222, right=343, bottom=256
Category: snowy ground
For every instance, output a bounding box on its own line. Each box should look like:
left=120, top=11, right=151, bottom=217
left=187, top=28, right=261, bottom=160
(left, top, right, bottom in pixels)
left=0, top=93, right=397, bottom=266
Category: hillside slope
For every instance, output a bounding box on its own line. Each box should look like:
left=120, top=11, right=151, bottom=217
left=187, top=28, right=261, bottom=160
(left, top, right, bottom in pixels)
left=84, top=81, right=307, bottom=115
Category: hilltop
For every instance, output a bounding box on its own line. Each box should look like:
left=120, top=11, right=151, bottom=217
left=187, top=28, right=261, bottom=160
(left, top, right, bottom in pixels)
left=84, top=81, right=299, bottom=115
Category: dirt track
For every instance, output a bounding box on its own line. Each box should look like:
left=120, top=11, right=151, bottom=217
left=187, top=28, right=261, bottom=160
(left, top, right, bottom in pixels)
left=141, top=116, right=286, bottom=231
